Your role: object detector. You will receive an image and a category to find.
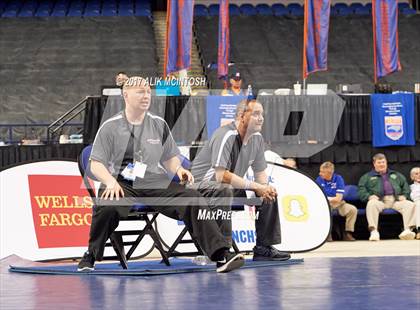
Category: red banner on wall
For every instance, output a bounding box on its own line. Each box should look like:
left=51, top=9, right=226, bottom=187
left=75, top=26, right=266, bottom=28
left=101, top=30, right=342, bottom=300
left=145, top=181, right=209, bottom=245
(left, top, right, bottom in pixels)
left=28, top=175, right=93, bottom=248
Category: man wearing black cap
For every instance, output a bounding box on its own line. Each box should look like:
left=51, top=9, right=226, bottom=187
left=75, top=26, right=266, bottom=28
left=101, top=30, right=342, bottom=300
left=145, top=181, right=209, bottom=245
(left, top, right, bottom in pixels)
left=222, top=72, right=245, bottom=96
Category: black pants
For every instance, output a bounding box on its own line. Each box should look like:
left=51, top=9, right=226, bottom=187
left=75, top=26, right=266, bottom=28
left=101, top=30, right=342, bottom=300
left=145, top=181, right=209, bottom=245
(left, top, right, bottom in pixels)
left=190, top=181, right=234, bottom=245
left=87, top=176, right=230, bottom=261
left=192, top=181, right=282, bottom=247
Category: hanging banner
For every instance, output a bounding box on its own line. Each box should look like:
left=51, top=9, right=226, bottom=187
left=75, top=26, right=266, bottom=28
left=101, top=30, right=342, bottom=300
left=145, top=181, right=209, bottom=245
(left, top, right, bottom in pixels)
left=372, top=0, right=402, bottom=81
left=371, top=93, right=415, bottom=147
left=303, top=0, right=331, bottom=78
left=164, top=0, right=194, bottom=76
left=217, top=0, right=230, bottom=80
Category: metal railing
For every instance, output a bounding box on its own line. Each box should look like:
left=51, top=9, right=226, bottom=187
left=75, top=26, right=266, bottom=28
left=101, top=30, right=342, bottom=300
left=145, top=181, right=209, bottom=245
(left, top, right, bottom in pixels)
left=47, top=96, right=89, bottom=142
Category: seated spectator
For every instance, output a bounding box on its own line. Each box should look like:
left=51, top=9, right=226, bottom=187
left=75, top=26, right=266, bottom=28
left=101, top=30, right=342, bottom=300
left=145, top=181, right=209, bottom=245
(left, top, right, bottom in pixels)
left=221, top=72, right=245, bottom=96
left=283, top=158, right=297, bottom=169
left=409, top=167, right=420, bottom=240
left=316, top=161, right=357, bottom=241
left=358, top=153, right=416, bottom=241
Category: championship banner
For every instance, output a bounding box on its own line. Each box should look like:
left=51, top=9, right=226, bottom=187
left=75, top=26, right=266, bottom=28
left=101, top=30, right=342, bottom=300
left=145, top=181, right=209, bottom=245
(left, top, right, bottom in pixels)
left=372, top=0, right=401, bottom=82
left=371, top=93, right=415, bottom=147
left=164, top=0, right=194, bottom=76
left=303, top=0, right=331, bottom=79
left=217, top=0, right=230, bottom=80
left=206, top=95, right=245, bottom=138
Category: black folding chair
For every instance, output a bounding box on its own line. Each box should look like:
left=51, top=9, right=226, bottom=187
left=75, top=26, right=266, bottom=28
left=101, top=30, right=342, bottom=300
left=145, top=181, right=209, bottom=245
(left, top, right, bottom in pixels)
left=78, top=145, right=170, bottom=268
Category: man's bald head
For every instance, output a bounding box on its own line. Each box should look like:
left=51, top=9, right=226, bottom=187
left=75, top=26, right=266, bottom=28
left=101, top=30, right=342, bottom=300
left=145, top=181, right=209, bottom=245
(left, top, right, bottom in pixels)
left=123, top=76, right=151, bottom=113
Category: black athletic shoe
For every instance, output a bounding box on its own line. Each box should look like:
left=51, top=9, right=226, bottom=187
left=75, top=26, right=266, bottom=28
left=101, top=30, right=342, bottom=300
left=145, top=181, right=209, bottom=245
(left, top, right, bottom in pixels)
left=253, top=245, right=291, bottom=261
left=77, top=251, right=95, bottom=272
left=216, top=252, right=245, bottom=273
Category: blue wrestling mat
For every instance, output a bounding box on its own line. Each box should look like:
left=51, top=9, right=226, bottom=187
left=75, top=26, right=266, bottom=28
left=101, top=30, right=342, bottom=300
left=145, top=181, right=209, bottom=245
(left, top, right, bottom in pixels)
left=9, top=258, right=304, bottom=276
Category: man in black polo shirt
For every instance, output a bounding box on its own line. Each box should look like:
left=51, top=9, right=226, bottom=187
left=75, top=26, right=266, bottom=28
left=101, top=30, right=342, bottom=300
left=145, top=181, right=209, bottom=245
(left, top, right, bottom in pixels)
left=191, top=99, right=290, bottom=261
left=78, top=77, right=244, bottom=273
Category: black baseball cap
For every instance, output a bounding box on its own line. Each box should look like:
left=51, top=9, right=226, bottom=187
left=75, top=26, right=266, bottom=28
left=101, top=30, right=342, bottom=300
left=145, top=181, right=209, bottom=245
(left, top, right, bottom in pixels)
left=230, top=72, right=242, bottom=81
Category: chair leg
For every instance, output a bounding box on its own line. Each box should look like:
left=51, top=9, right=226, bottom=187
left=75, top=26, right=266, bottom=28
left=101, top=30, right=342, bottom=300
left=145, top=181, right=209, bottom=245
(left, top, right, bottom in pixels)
left=125, top=213, right=159, bottom=260
left=145, top=217, right=171, bottom=266
left=166, top=226, right=189, bottom=258
left=110, top=232, right=128, bottom=269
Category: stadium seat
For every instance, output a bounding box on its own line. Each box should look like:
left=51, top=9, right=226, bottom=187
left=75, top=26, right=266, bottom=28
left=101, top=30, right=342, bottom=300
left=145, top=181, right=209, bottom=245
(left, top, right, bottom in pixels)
left=334, top=3, right=348, bottom=11
left=119, top=7, right=134, bottom=16
left=272, top=4, right=288, bottom=16
left=401, top=8, right=417, bottom=15
left=337, top=7, right=353, bottom=16
left=35, top=3, right=54, bottom=17
left=398, top=2, right=411, bottom=10
left=272, top=3, right=286, bottom=10
left=208, top=4, right=219, bottom=16
left=365, top=3, right=372, bottom=10
left=287, top=3, right=302, bottom=11
left=102, top=3, right=117, bottom=16
left=350, top=3, right=364, bottom=11
left=67, top=9, right=83, bottom=17
left=4, top=2, right=21, bottom=11
left=2, top=9, right=18, bottom=18
left=102, top=9, right=117, bottom=16
left=256, top=4, right=273, bottom=16
left=134, top=8, right=151, bottom=17
left=289, top=6, right=304, bottom=16
left=229, top=4, right=241, bottom=16
left=18, top=9, right=34, bottom=17
left=84, top=8, right=100, bottom=17
left=354, top=7, right=370, bottom=15
left=240, top=4, right=257, bottom=16
left=194, top=4, right=208, bottom=17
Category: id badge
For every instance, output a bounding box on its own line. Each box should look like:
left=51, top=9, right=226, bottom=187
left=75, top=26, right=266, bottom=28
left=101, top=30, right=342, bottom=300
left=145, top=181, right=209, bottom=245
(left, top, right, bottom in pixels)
left=121, top=163, right=136, bottom=181
left=133, top=161, right=147, bottom=179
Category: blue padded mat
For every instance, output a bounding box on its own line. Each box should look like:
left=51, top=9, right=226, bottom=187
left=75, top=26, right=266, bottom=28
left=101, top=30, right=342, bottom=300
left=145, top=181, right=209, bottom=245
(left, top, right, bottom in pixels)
left=9, top=258, right=304, bottom=276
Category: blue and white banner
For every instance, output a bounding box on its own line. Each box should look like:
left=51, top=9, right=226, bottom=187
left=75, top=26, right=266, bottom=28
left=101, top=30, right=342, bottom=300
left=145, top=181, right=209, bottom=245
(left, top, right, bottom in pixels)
left=371, top=93, right=415, bottom=147
left=206, top=95, right=245, bottom=138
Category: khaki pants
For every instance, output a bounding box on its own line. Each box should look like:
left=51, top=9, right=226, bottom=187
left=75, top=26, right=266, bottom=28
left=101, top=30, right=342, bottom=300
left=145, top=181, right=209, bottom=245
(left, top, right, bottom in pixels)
left=414, top=200, right=420, bottom=229
left=366, top=195, right=416, bottom=230
left=331, top=201, right=357, bottom=232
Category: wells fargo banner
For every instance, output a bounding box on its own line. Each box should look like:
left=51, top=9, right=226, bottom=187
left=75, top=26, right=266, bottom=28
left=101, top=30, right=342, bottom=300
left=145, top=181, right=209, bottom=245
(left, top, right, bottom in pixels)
left=28, top=175, right=93, bottom=248
left=0, top=161, right=153, bottom=261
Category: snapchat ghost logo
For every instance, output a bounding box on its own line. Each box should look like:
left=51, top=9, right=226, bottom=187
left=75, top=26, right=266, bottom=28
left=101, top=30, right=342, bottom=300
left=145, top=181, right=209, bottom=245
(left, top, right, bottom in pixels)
left=282, top=196, right=309, bottom=222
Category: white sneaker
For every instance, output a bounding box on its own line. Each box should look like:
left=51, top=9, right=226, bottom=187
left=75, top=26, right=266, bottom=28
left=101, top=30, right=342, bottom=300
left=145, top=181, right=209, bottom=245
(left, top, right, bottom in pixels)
left=399, top=229, right=415, bottom=240
left=369, top=230, right=380, bottom=241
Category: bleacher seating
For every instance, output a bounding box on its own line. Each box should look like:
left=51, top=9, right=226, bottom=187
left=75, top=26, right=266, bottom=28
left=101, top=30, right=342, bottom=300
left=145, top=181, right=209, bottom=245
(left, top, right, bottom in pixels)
left=0, top=0, right=152, bottom=18
left=0, top=2, right=416, bottom=18
left=0, top=15, right=157, bottom=127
